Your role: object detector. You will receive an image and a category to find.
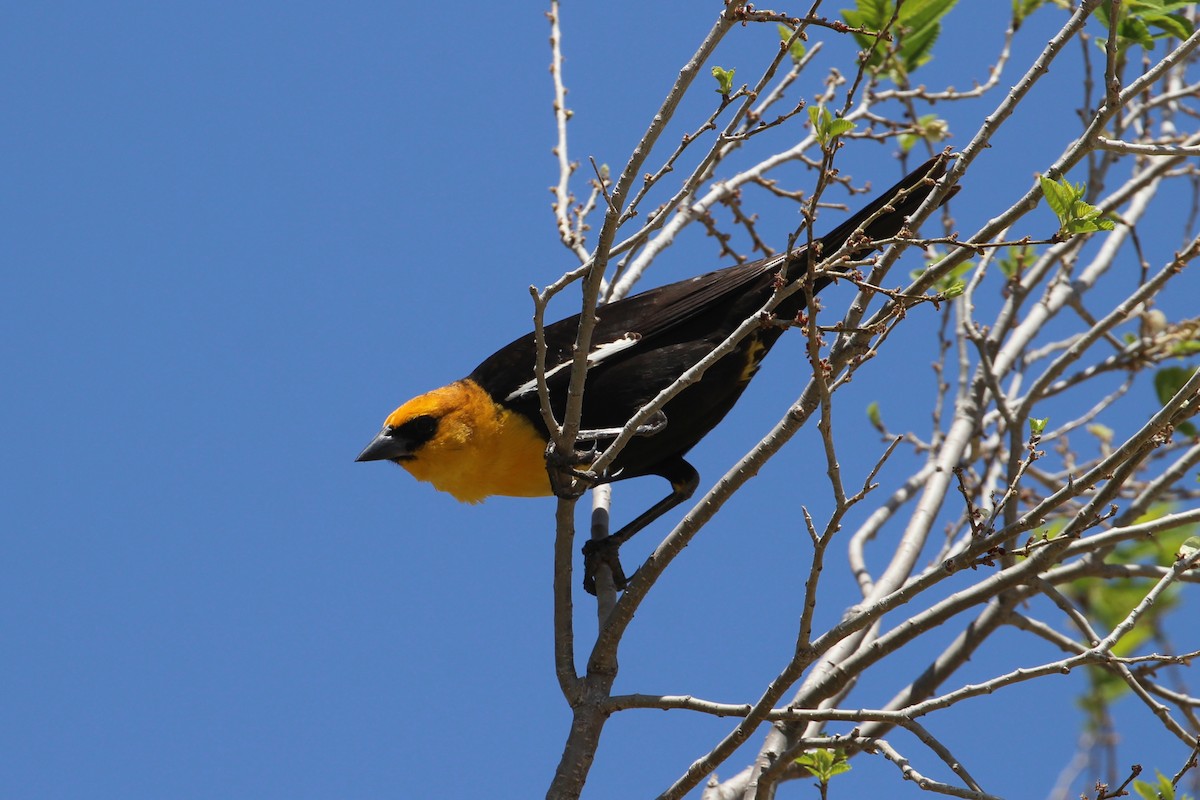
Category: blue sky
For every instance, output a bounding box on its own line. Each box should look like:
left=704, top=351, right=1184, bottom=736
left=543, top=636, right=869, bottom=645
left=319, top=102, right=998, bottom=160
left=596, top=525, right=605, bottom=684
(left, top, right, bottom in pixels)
left=4, top=3, right=1197, bottom=799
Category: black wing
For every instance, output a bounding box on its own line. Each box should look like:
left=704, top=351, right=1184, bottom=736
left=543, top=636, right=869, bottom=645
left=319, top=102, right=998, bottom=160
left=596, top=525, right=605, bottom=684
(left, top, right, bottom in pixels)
left=469, top=154, right=952, bottom=423
left=468, top=256, right=780, bottom=403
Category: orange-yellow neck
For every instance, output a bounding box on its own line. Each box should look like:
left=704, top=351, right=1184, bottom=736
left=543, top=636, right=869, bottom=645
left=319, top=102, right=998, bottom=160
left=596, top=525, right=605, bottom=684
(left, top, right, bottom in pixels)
left=386, top=380, right=552, bottom=503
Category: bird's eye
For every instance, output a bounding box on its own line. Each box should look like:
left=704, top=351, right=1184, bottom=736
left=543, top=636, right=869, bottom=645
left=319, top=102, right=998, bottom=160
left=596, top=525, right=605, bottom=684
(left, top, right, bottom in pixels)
left=392, top=414, right=438, bottom=446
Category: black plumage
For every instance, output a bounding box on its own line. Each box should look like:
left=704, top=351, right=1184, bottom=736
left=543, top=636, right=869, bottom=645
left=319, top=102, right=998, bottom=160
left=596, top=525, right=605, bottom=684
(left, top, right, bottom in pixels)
left=359, top=154, right=955, bottom=593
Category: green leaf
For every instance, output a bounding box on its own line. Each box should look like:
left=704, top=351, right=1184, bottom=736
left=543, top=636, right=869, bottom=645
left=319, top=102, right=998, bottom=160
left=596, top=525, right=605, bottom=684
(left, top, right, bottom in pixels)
left=1065, top=503, right=1196, bottom=681
left=809, top=104, right=856, bottom=147
left=841, top=0, right=958, bottom=82
left=1034, top=516, right=1069, bottom=543
left=1153, top=365, right=1198, bottom=439
left=1012, top=0, right=1049, bottom=28
left=795, top=749, right=852, bottom=783
left=997, top=244, right=1036, bottom=278
left=807, top=104, right=823, bottom=129
left=1149, top=12, right=1193, bottom=41
left=897, top=15, right=943, bottom=72
left=1039, top=175, right=1076, bottom=219
left=912, top=252, right=974, bottom=299
left=867, top=401, right=883, bottom=431
left=1133, top=769, right=1180, bottom=800
left=1180, top=536, right=1200, bottom=560
left=1169, top=340, right=1200, bottom=356
left=1087, top=423, right=1114, bottom=445
left=943, top=281, right=965, bottom=298
left=1152, top=367, right=1190, bottom=410
left=1063, top=207, right=1115, bottom=235
left=777, top=24, right=806, bottom=62
left=1030, top=417, right=1048, bottom=435
left=826, top=118, right=855, bottom=139
left=902, top=0, right=959, bottom=72
left=711, top=66, right=736, bottom=95
left=898, top=113, right=949, bottom=152
left=1040, top=175, right=1115, bottom=237
left=842, top=0, right=891, bottom=39
left=1122, top=16, right=1157, bottom=48
left=1093, top=1, right=1195, bottom=61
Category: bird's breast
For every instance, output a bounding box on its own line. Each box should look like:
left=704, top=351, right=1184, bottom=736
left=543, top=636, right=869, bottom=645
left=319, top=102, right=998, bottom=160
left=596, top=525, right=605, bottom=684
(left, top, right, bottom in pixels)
left=400, top=380, right=554, bottom=502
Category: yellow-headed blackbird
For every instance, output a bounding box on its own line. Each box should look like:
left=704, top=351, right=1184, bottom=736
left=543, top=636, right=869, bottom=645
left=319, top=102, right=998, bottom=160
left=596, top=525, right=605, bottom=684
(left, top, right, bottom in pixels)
left=358, top=155, right=954, bottom=592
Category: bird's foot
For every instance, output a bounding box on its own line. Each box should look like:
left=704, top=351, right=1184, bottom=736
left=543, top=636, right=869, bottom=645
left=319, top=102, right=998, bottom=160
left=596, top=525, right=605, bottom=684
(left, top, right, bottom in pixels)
left=545, top=441, right=599, bottom=500
left=582, top=536, right=630, bottom=595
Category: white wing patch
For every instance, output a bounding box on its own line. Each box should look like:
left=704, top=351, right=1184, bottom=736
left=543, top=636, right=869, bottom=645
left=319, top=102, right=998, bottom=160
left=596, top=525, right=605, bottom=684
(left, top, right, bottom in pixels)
left=505, top=332, right=642, bottom=402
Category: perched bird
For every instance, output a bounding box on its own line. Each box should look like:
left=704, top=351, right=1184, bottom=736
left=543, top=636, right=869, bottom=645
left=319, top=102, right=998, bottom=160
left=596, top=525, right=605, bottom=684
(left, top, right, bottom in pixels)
left=358, top=155, right=954, bottom=593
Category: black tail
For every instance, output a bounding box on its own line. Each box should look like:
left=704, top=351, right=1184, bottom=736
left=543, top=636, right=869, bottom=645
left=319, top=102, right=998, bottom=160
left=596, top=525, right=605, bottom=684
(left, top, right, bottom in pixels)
left=785, top=154, right=955, bottom=282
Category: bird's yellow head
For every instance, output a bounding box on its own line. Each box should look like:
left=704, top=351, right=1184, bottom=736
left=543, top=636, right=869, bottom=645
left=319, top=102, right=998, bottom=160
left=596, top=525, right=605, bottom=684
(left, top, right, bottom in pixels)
left=356, top=379, right=552, bottom=503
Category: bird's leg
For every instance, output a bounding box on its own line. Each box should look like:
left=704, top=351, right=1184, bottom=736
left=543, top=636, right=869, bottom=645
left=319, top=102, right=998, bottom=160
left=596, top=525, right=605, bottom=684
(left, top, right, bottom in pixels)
left=546, top=410, right=669, bottom=501
left=576, top=409, right=668, bottom=440
left=582, top=459, right=699, bottom=595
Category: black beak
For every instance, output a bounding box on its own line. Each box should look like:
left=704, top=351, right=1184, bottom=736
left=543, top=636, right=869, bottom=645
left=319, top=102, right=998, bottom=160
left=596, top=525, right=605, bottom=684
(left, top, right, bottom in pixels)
left=355, top=428, right=408, bottom=462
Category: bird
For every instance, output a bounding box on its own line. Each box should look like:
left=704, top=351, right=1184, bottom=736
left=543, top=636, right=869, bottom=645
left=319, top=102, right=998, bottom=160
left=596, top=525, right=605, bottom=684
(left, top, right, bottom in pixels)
left=357, top=154, right=955, bottom=593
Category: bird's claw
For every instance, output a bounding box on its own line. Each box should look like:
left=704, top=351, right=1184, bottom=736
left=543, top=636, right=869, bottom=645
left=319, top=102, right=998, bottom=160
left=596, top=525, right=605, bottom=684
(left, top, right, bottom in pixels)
left=545, top=441, right=600, bottom=499
left=582, top=537, right=631, bottom=595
